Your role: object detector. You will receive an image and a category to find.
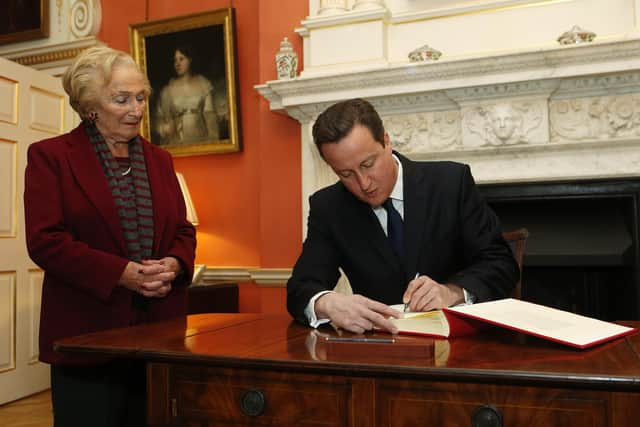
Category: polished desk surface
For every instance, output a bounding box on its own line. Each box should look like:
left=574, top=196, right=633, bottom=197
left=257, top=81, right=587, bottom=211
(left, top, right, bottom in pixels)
left=55, top=314, right=640, bottom=389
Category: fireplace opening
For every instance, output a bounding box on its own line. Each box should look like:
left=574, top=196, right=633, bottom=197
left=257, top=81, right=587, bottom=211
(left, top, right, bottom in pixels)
left=480, top=179, right=640, bottom=321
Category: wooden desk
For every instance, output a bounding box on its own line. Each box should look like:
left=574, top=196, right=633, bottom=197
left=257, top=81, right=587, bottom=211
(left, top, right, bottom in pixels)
left=56, top=314, right=640, bottom=427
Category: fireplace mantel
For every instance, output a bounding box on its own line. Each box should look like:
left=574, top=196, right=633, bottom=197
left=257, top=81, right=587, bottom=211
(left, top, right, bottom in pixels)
left=257, top=38, right=640, bottom=193
left=257, top=38, right=640, bottom=122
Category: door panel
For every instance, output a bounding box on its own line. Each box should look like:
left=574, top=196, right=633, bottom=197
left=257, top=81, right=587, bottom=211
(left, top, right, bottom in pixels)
left=0, top=56, right=74, bottom=404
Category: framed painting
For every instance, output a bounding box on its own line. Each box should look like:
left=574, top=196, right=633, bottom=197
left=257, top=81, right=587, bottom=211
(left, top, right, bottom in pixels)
left=130, top=8, right=241, bottom=156
left=0, top=0, right=49, bottom=45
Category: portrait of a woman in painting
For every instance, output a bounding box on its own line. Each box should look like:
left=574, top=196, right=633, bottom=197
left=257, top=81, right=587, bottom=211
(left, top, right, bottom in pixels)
left=131, top=8, right=240, bottom=155
left=154, top=46, right=220, bottom=146
left=145, top=26, right=230, bottom=148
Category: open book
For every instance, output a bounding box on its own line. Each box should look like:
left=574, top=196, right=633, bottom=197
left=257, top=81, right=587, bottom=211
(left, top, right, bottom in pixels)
left=389, top=298, right=637, bottom=349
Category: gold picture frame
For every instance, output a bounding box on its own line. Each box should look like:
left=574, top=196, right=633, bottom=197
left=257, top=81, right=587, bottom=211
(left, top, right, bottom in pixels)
left=129, top=8, right=241, bottom=156
left=0, top=0, right=49, bottom=46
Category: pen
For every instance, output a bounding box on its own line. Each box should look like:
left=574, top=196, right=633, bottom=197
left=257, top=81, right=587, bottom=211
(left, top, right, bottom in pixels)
left=325, top=337, right=395, bottom=343
left=405, top=272, right=420, bottom=312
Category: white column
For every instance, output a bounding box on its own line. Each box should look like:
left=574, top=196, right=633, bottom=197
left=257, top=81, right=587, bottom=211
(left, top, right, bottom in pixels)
left=352, top=0, right=385, bottom=11
left=318, top=0, right=349, bottom=15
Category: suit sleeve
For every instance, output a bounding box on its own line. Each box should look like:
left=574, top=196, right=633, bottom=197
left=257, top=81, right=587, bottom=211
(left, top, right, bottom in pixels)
left=286, top=193, right=341, bottom=324
left=447, top=165, right=519, bottom=301
left=24, top=141, right=128, bottom=301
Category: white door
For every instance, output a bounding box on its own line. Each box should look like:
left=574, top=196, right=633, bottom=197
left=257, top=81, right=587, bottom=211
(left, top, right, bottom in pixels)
left=0, top=57, right=75, bottom=404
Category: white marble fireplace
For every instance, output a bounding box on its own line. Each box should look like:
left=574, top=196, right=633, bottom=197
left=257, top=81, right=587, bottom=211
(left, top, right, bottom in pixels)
left=257, top=0, right=640, bottom=231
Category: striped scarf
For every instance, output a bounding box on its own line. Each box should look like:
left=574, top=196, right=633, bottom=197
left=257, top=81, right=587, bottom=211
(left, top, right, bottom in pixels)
left=86, top=122, right=154, bottom=262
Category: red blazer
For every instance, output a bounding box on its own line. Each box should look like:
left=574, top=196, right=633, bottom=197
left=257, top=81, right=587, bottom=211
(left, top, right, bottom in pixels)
left=24, top=124, right=196, bottom=365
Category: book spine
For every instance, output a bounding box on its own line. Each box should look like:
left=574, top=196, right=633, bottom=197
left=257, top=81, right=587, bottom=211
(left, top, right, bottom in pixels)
left=443, top=308, right=486, bottom=337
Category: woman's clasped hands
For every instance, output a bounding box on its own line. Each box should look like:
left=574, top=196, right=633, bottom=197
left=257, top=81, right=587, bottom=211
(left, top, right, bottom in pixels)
left=119, top=257, right=182, bottom=298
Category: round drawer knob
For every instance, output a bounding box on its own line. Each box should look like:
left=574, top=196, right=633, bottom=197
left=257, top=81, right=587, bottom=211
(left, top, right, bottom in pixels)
left=240, top=388, right=266, bottom=417
left=471, top=405, right=503, bottom=427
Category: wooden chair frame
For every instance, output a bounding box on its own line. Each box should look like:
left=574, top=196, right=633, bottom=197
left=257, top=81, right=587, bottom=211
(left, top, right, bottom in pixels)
left=502, top=228, right=529, bottom=299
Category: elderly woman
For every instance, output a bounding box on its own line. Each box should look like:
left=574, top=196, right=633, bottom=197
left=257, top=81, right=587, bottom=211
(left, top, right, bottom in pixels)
left=24, top=46, right=196, bottom=426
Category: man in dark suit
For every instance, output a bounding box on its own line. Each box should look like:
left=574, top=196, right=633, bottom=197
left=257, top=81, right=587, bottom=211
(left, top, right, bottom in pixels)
left=287, top=98, right=518, bottom=334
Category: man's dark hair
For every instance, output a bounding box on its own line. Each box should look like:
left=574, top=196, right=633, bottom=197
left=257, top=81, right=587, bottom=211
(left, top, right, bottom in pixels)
left=312, top=98, right=385, bottom=155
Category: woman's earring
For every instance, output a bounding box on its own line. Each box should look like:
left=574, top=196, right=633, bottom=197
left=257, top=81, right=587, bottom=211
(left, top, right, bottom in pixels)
left=88, top=111, right=98, bottom=123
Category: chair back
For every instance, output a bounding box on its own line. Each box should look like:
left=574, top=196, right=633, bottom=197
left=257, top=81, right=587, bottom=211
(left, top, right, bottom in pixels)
left=502, top=228, right=529, bottom=299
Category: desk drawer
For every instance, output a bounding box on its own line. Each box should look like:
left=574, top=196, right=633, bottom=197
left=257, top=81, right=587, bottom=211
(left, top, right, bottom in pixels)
left=167, top=365, right=351, bottom=426
left=376, top=379, right=637, bottom=427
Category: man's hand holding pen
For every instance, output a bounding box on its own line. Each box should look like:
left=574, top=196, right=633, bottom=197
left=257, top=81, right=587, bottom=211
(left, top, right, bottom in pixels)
left=402, top=274, right=465, bottom=312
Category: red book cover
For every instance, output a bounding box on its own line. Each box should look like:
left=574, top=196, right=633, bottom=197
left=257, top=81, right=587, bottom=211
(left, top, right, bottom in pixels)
left=444, top=299, right=638, bottom=349
left=389, top=299, right=638, bottom=349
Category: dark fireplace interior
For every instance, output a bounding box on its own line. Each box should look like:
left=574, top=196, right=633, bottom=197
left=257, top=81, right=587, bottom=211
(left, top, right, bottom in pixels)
left=480, top=179, right=640, bottom=321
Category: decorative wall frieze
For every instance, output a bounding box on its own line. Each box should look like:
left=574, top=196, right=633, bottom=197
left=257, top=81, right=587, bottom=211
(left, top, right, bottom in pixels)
left=550, top=94, right=640, bottom=142
left=384, top=111, right=461, bottom=153
left=460, top=100, right=547, bottom=148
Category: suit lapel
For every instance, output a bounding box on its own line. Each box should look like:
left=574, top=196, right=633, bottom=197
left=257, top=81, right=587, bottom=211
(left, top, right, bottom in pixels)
left=66, top=125, right=127, bottom=253
left=400, top=154, right=428, bottom=281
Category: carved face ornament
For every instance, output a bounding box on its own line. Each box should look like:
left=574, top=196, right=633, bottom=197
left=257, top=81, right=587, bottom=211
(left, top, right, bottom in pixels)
left=489, top=104, right=522, bottom=142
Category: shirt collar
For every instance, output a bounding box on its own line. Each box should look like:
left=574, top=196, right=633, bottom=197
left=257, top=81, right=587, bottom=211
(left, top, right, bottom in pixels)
left=390, top=154, right=403, bottom=202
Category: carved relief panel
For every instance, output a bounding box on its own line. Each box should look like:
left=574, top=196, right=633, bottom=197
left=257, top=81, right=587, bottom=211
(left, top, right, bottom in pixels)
left=383, top=110, right=460, bottom=153
left=461, top=100, right=547, bottom=148
left=550, top=94, right=640, bottom=142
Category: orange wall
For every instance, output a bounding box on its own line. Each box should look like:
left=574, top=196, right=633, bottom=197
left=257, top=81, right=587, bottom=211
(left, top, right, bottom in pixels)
left=98, top=0, right=307, bottom=313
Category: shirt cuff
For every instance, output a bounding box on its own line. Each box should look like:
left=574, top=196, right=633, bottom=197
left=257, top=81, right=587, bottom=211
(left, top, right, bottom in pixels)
left=463, top=288, right=477, bottom=305
left=304, top=290, right=334, bottom=328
